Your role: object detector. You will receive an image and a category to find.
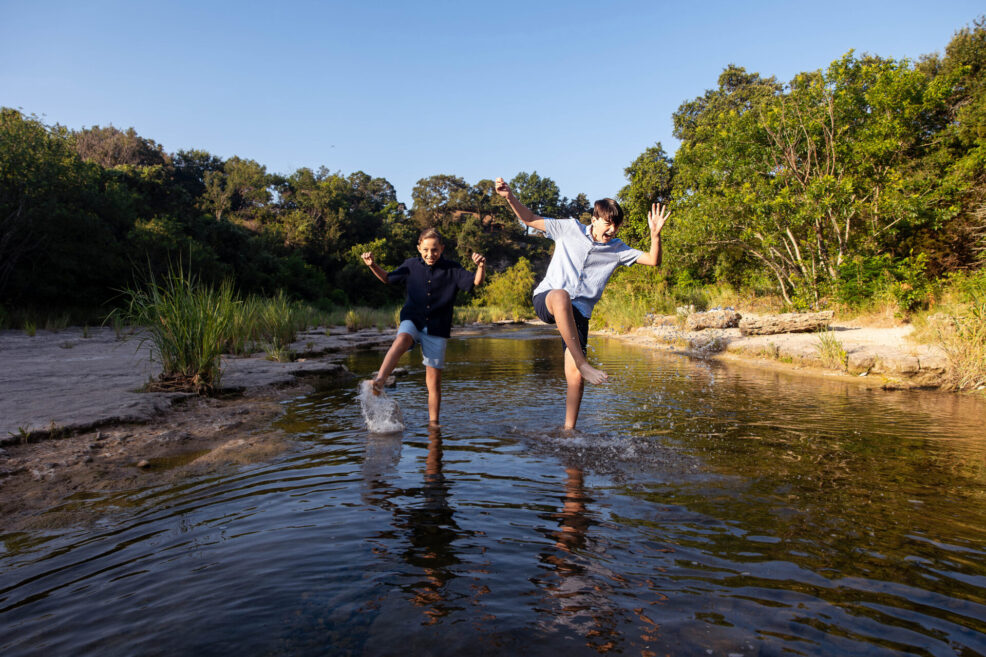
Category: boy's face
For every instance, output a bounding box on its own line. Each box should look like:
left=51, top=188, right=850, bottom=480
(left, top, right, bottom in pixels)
left=417, top=237, right=444, bottom=265
left=590, top=216, right=620, bottom=243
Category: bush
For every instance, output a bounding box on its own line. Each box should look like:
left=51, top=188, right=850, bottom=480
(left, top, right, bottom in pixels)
left=475, top=257, right=536, bottom=319
left=834, top=253, right=931, bottom=316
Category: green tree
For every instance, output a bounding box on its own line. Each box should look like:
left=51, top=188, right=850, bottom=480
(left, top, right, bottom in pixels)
left=509, top=171, right=562, bottom=221
left=618, top=143, right=674, bottom=248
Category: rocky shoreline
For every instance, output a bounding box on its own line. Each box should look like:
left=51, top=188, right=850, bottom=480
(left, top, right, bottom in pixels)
left=0, top=324, right=399, bottom=530
left=603, top=312, right=951, bottom=390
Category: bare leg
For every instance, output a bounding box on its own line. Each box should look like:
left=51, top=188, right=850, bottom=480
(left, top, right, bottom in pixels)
left=425, top=366, right=442, bottom=425
left=563, top=349, right=585, bottom=430
left=372, top=333, right=414, bottom=393
left=545, top=289, right=608, bottom=384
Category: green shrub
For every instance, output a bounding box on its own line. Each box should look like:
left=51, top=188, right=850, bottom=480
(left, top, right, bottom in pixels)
left=835, top=253, right=931, bottom=315
left=475, top=257, right=536, bottom=319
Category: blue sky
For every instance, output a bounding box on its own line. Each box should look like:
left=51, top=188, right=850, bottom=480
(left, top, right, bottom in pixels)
left=1, top=0, right=982, bottom=205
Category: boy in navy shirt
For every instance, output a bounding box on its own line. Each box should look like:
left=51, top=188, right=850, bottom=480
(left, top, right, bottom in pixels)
left=361, top=228, right=486, bottom=425
left=494, top=177, right=669, bottom=429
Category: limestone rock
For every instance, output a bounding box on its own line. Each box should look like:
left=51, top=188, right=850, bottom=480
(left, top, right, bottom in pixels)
left=645, top=313, right=679, bottom=327
left=739, top=311, right=834, bottom=336
left=685, top=310, right=741, bottom=331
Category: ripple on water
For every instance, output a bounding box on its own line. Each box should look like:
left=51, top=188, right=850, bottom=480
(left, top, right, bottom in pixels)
left=4, top=330, right=986, bottom=656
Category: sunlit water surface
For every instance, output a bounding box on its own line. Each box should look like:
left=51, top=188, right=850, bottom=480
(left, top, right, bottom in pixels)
left=3, top=326, right=986, bottom=656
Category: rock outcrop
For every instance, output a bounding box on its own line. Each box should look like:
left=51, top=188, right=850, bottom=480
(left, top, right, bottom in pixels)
left=739, top=311, right=834, bottom=336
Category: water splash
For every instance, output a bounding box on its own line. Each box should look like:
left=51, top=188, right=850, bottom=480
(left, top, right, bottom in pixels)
left=357, top=380, right=405, bottom=433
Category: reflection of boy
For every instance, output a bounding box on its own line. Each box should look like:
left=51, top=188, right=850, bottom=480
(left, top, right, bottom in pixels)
left=361, top=228, right=485, bottom=425
left=494, top=177, right=669, bottom=429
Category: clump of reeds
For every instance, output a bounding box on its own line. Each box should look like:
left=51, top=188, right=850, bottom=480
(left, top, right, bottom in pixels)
left=814, top=328, right=848, bottom=371
left=117, top=269, right=238, bottom=394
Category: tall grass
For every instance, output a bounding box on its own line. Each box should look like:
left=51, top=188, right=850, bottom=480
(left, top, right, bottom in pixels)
left=911, top=270, right=986, bottom=391
left=933, top=297, right=986, bottom=391
left=344, top=306, right=398, bottom=331
left=814, top=329, right=848, bottom=371
left=118, top=269, right=238, bottom=393
left=454, top=305, right=524, bottom=324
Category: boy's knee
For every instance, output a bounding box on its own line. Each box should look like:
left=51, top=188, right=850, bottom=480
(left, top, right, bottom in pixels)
left=545, top=289, right=572, bottom=311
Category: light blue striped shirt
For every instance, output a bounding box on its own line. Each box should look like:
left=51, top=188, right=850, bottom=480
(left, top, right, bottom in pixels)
left=532, top=217, right=642, bottom=318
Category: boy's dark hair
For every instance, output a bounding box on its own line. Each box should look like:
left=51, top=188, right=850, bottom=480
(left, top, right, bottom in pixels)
left=418, top=228, right=444, bottom=244
left=592, top=198, right=624, bottom=225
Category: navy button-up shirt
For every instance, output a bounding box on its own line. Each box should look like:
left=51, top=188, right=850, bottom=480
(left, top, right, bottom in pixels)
left=387, top=256, right=475, bottom=338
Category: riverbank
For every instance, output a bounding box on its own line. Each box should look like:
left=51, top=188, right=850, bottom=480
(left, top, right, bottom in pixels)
left=601, top=316, right=954, bottom=390
left=0, top=323, right=515, bottom=530
left=0, top=325, right=396, bottom=530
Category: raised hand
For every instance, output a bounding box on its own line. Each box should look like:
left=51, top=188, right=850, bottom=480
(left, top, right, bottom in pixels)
left=648, top=203, right=670, bottom=237
left=361, top=251, right=375, bottom=266
left=494, top=177, right=511, bottom=198
left=471, top=252, right=486, bottom=266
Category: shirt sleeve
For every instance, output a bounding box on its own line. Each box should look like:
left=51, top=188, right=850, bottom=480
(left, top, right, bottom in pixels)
left=618, top=243, right=645, bottom=267
left=453, top=262, right=475, bottom=292
left=386, top=258, right=413, bottom=284
left=541, top=216, right=567, bottom=240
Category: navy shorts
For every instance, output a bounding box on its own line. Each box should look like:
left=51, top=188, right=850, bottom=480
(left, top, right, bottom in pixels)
left=533, top=291, right=588, bottom=356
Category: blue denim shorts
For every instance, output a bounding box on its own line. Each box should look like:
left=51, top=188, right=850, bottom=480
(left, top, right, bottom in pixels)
left=396, top=320, right=448, bottom=369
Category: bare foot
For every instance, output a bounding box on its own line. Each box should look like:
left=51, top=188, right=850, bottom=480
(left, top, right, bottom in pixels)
left=577, top=362, right=609, bottom=385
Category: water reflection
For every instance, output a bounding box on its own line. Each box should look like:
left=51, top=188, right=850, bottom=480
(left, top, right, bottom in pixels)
left=3, top=328, right=986, bottom=656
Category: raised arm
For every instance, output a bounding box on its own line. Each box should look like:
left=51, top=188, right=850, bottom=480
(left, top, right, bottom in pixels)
left=635, top=203, right=670, bottom=267
left=495, top=177, right=545, bottom=233
left=360, top=252, right=390, bottom=284
left=471, top=253, right=486, bottom=287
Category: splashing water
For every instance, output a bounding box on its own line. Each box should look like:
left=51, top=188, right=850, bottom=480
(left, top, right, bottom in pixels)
left=357, top=380, right=404, bottom=433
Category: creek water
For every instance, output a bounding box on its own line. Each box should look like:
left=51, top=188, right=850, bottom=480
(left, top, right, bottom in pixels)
left=2, top=326, right=986, bottom=656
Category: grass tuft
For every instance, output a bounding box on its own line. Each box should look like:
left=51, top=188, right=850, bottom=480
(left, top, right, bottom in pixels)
left=814, top=329, right=848, bottom=371
left=117, top=269, right=238, bottom=394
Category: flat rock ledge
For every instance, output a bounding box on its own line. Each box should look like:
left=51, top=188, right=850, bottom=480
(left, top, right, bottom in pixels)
left=0, top=325, right=398, bottom=443
left=626, top=322, right=949, bottom=389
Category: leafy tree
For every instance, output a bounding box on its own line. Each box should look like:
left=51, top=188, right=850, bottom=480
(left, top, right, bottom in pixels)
left=669, top=55, right=955, bottom=305
left=618, top=143, right=674, bottom=247
left=411, top=174, right=470, bottom=230
left=509, top=171, right=562, bottom=220
left=72, top=125, right=169, bottom=168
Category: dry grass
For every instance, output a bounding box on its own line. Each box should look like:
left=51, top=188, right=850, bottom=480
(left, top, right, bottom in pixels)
left=814, top=329, right=849, bottom=371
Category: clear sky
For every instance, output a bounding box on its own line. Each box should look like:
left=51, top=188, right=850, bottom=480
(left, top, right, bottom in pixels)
left=1, top=0, right=982, bottom=205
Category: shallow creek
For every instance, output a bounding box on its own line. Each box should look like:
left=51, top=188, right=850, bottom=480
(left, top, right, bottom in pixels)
left=2, top=326, right=986, bottom=656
